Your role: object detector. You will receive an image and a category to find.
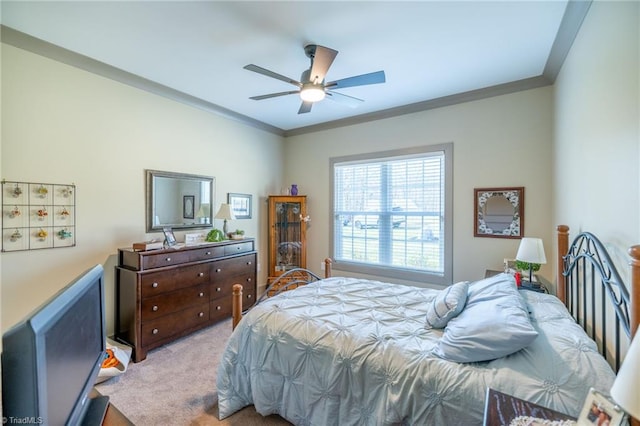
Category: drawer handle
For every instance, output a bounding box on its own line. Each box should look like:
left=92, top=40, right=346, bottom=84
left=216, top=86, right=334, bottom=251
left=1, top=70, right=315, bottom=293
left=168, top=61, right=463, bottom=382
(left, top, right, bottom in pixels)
left=247, top=294, right=252, bottom=299
left=198, top=272, right=204, bottom=277
left=216, top=268, right=221, bottom=273
left=152, top=305, right=158, bottom=312
left=247, top=261, right=252, bottom=265
left=165, top=257, right=171, bottom=262
left=198, top=312, right=204, bottom=317
left=206, top=251, right=211, bottom=255
left=246, top=278, right=252, bottom=282
left=216, top=306, right=221, bottom=310
left=216, top=287, right=221, bottom=292
left=199, top=292, right=204, bottom=297
left=152, top=328, right=159, bottom=335
left=152, top=282, right=159, bottom=288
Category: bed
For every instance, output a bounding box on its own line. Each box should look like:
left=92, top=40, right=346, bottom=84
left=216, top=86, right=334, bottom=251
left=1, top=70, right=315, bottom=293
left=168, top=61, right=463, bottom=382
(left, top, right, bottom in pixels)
left=217, top=226, right=639, bottom=424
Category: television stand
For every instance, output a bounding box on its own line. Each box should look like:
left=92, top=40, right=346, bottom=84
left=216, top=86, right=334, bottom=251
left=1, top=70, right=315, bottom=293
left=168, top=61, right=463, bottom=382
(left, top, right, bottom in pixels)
left=88, top=389, right=134, bottom=425
left=81, top=394, right=109, bottom=426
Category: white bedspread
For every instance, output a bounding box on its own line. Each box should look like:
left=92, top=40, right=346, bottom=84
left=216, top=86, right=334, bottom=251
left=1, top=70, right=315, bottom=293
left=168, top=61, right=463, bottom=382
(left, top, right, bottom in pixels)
left=216, top=277, right=615, bottom=425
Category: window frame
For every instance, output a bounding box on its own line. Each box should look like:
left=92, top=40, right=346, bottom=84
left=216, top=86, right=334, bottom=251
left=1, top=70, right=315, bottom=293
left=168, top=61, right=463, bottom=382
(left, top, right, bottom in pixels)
left=329, top=143, right=453, bottom=286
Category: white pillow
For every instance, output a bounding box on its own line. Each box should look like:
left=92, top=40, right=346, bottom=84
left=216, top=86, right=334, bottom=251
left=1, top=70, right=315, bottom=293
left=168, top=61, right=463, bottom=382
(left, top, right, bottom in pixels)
left=433, top=273, right=538, bottom=363
left=425, top=281, right=469, bottom=329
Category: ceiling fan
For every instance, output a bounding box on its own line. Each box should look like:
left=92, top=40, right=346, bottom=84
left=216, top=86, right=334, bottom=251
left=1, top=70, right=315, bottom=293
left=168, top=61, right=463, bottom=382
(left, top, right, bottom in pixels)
left=244, top=44, right=386, bottom=114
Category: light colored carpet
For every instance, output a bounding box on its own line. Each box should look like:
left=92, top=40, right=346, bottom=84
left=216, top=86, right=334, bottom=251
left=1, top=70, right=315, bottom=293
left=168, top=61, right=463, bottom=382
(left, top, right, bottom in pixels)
left=95, top=319, right=291, bottom=425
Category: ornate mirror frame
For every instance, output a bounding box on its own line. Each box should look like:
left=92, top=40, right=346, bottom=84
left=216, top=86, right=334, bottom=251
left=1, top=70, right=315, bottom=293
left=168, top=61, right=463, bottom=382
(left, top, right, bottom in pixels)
left=474, top=187, right=524, bottom=239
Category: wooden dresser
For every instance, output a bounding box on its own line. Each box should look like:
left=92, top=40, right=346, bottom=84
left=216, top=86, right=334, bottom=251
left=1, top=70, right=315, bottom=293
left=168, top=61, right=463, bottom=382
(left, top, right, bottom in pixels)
left=115, top=239, right=256, bottom=362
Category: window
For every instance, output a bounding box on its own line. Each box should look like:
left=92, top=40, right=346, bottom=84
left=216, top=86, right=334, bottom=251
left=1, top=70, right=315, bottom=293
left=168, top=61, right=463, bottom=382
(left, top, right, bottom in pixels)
left=330, top=143, right=452, bottom=285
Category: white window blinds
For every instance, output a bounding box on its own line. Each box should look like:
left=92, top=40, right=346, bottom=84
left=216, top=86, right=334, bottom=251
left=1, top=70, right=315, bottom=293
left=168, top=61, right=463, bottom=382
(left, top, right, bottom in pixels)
left=331, top=144, right=452, bottom=284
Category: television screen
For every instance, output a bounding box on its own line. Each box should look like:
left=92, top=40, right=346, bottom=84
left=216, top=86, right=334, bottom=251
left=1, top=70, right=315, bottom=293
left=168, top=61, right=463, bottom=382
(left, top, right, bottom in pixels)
left=2, top=264, right=108, bottom=425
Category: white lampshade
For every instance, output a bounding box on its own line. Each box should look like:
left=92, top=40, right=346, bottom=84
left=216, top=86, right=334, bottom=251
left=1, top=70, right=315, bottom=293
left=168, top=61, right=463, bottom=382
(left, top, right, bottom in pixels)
left=196, top=203, right=210, bottom=218
left=196, top=203, right=210, bottom=224
left=214, top=204, right=236, bottom=221
left=215, top=203, right=235, bottom=235
left=611, top=332, right=640, bottom=420
left=515, top=237, right=547, bottom=265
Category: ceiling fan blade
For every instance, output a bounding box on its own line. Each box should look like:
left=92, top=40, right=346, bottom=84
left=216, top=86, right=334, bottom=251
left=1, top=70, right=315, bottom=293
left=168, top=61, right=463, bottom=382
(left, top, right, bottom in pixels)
left=326, top=91, right=364, bottom=108
left=308, top=45, right=338, bottom=83
left=326, top=70, right=386, bottom=90
left=244, top=64, right=302, bottom=87
left=249, top=91, right=299, bottom=101
left=298, top=101, right=313, bottom=114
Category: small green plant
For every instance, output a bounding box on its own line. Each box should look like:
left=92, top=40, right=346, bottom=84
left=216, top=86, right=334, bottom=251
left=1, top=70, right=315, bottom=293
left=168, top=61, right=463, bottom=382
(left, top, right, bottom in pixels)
left=205, top=229, right=224, bottom=242
left=515, top=260, right=541, bottom=272
left=233, top=229, right=245, bottom=235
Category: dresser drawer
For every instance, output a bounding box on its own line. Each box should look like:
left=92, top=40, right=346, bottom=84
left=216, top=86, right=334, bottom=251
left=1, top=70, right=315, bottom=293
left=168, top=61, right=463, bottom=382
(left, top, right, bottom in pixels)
left=210, top=298, right=233, bottom=322
left=224, top=241, right=254, bottom=256
left=141, top=284, right=209, bottom=321
left=141, top=264, right=209, bottom=297
left=189, top=245, right=224, bottom=262
left=140, top=250, right=192, bottom=269
left=243, top=285, right=256, bottom=309
left=141, top=302, right=209, bottom=347
left=210, top=280, right=234, bottom=302
left=212, top=254, right=256, bottom=279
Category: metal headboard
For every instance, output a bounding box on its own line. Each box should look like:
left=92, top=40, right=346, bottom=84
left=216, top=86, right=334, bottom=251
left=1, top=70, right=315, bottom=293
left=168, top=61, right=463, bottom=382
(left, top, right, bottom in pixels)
left=561, top=231, right=631, bottom=371
left=253, top=267, right=323, bottom=307
left=232, top=259, right=334, bottom=330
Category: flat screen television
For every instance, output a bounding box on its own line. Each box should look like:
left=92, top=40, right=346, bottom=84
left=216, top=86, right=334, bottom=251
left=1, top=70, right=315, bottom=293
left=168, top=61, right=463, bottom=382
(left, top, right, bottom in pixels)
left=2, top=264, right=109, bottom=425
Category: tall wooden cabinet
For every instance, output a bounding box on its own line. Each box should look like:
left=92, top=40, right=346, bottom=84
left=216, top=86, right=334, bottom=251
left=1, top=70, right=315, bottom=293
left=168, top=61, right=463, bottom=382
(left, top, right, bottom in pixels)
left=115, top=239, right=256, bottom=362
left=268, top=196, right=307, bottom=281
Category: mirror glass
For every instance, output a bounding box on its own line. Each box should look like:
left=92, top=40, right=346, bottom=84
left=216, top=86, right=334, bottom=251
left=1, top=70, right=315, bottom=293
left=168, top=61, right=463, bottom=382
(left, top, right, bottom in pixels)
left=146, top=170, right=214, bottom=232
left=474, top=187, right=524, bottom=238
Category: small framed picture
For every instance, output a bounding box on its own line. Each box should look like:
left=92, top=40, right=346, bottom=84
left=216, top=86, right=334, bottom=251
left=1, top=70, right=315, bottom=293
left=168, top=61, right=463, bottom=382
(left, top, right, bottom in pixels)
left=503, top=258, right=516, bottom=273
left=577, top=388, right=626, bottom=426
left=162, top=227, right=177, bottom=247
left=228, top=193, right=252, bottom=219
left=183, top=195, right=195, bottom=219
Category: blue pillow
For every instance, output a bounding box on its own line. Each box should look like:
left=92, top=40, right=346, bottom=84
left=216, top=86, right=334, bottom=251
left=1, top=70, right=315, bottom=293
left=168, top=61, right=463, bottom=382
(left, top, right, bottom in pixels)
left=425, top=281, right=469, bottom=329
left=433, top=273, right=538, bottom=363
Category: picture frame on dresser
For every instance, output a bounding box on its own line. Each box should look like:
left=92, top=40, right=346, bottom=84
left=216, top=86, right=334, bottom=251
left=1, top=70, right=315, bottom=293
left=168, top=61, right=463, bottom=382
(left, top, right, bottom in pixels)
left=577, top=388, right=626, bottom=426
left=162, top=227, right=176, bottom=247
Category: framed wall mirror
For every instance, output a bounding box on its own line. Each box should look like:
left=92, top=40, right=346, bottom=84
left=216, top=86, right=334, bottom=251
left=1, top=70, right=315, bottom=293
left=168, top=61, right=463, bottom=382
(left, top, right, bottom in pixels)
left=146, top=170, right=215, bottom=232
left=474, top=187, right=524, bottom=238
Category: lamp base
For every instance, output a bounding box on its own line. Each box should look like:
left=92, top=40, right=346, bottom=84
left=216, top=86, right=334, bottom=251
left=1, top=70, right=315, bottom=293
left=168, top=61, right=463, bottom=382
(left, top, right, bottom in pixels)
left=223, top=220, right=229, bottom=236
left=521, top=280, right=541, bottom=290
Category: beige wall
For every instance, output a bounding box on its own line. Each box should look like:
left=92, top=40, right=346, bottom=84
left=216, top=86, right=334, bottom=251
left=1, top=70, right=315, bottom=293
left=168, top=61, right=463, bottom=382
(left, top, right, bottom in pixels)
left=553, top=1, right=639, bottom=283
left=3, top=0, right=636, bottom=337
left=1, top=44, right=285, bottom=334
left=285, top=87, right=554, bottom=286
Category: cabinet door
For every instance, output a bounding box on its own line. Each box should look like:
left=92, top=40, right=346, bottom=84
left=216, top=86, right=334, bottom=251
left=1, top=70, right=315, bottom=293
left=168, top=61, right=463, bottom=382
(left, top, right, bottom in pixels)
left=268, top=196, right=307, bottom=275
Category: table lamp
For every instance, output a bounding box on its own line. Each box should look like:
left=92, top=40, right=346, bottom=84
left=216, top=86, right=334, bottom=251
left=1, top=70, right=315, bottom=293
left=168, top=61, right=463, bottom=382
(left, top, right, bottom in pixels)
left=610, top=332, right=640, bottom=422
left=196, top=203, right=211, bottom=224
left=215, top=203, right=235, bottom=236
left=515, top=237, right=547, bottom=282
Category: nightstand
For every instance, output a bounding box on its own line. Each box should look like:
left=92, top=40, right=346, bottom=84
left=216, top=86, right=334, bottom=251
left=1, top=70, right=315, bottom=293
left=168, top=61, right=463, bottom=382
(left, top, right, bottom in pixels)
left=483, top=388, right=576, bottom=426
left=485, top=270, right=550, bottom=293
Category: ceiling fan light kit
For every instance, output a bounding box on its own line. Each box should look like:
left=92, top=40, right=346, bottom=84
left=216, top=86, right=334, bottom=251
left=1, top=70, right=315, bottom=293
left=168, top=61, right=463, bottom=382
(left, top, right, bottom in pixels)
left=299, top=84, right=325, bottom=102
left=245, top=44, right=385, bottom=114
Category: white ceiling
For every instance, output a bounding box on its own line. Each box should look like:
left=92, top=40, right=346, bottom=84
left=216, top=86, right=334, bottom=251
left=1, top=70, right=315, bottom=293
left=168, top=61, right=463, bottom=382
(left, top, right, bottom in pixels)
left=1, top=1, right=583, bottom=136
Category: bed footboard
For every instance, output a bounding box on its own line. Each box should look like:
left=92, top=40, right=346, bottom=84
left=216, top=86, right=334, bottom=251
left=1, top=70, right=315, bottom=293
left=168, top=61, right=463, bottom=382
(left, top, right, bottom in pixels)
left=556, top=225, right=640, bottom=371
left=232, top=258, right=333, bottom=330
